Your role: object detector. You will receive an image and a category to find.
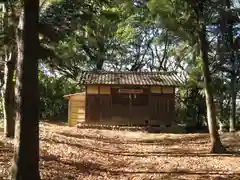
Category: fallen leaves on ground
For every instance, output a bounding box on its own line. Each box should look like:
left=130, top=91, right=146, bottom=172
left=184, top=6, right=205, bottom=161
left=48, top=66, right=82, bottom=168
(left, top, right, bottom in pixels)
left=1, top=122, right=240, bottom=180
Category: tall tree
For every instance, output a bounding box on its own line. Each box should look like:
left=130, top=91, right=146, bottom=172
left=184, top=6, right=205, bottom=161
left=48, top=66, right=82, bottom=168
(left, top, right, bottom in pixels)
left=1, top=1, right=17, bottom=138
left=148, top=0, right=226, bottom=153
left=214, top=0, right=240, bottom=132
left=39, top=0, right=121, bottom=78
left=187, top=0, right=225, bottom=153
left=11, top=0, right=40, bottom=179
left=220, top=0, right=239, bottom=132
left=0, top=0, right=63, bottom=138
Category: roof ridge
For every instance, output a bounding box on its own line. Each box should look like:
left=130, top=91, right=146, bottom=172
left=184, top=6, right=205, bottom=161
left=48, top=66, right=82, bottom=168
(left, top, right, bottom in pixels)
left=79, top=71, right=183, bottom=86
left=82, top=71, right=177, bottom=74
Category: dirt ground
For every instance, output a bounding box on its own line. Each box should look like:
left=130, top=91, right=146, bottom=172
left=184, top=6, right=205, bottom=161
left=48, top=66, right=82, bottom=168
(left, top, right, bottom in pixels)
left=1, top=122, right=240, bottom=180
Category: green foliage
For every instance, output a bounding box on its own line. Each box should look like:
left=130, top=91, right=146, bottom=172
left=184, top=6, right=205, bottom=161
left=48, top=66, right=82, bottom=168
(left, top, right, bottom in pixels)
left=148, top=0, right=197, bottom=43
left=36, top=0, right=240, bottom=127
left=39, top=70, right=78, bottom=120
left=40, top=0, right=123, bottom=77
left=38, top=0, right=210, bottom=125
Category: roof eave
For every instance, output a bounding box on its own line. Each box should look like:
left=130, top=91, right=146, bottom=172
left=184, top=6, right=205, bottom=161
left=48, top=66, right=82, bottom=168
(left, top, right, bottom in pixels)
left=80, top=83, right=184, bottom=87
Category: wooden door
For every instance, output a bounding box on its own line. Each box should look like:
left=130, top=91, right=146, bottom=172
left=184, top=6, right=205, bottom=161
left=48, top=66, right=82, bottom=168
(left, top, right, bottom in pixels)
left=99, top=95, right=112, bottom=121
left=86, top=95, right=100, bottom=122
left=111, top=93, right=130, bottom=124
left=149, top=95, right=160, bottom=121
left=130, top=94, right=149, bottom=125
left=149, top=94, right=174, bottom=125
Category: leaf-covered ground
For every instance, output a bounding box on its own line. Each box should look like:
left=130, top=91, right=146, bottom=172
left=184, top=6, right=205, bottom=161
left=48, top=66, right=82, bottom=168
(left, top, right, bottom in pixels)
left=1, top=122, right=240, bottom=180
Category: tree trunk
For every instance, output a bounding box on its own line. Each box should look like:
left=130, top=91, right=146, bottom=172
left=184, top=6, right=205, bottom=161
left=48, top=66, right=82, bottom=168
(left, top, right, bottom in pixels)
left=10, top=0, right=40, bottom=179
left=226, top=0, right=236, bottom=132
left=2, top=51, right=16, bottom=138
left=217, top=34, right=225, bottom=132
left=96, top=45, right=105, bottom=70
left=229, top=73, right=236, bottom=132
left=199, top=24, right=226, bottom=153
left=218, top=0, right=237, bottom=132
left=96, top=57, right=104, bottom=70
left=2, top=1, right=16, bottom=138
left=219, top=78, right=224, bottom=133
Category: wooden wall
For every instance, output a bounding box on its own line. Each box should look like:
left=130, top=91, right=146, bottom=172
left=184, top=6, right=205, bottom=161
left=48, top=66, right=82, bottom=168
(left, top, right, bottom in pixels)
left=86, top=85, right=175, bottom=94
left=86, top=85, right=98, bottom=94
left=150, top=86, right=174, bottom=94
left=149, top=86, right=175, bottom=125
left=85, top=85, right=111, bottom=123
left=85, top=85, right=175, bottom=126
left=67, top=94, right=85, bottom=126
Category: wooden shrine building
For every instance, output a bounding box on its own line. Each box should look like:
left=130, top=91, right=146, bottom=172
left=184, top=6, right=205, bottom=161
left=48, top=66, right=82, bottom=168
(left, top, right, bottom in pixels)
left=79, top=71, right=183, bottom=126
left=65, top=71, right=183, bottom=126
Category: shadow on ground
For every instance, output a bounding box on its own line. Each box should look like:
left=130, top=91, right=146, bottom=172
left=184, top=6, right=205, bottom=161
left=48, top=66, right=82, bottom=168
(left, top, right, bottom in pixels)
left=57, top=132, right=209, bottom=146
left=41, top=120, right=67, bottom=127
left=40, top=153, right=240, bottom=180
left=42, top=133, right=240, bottom=158
left=0, top=140, right=4, bottom=147
left=74, top=124, right=209, bottom=134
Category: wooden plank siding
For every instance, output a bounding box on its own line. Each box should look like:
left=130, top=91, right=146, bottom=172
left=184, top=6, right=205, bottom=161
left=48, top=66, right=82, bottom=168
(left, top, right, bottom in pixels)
left=66, top=94, right=85, bottom=127
left=85, top=95, right=100, bottom=123
left=84, top=85, right=176, bottom=126
left=99, top=95, right=112, bottom=121
left=149, top=94, right=175, bottom=125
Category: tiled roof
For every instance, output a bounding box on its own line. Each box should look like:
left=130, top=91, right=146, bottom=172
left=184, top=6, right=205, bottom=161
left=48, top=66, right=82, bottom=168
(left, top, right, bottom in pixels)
left=79, top=71, right=183, bottom=86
